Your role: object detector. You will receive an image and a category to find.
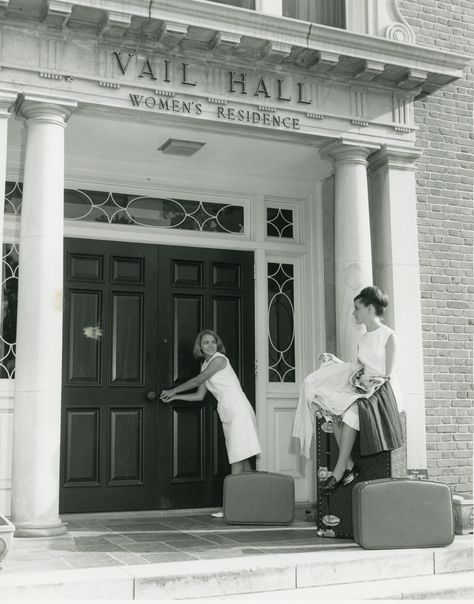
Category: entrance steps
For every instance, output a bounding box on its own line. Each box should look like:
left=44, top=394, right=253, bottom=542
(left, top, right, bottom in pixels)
left=213, top=571, right=474, bottom=600
left=0, top=536, right=471, bottom=600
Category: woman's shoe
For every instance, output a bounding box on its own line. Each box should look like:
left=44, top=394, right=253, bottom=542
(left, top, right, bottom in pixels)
left=342, top=464, right=361, bottom=486
left=211, top=511, right=224, bottom=518
left=320, top=475, right=343, bottom=493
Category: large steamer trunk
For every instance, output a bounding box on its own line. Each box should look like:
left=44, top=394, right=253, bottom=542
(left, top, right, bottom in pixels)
left=315, top=416, right=399, bottom=539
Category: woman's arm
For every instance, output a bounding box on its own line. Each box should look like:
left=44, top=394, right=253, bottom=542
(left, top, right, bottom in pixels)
left=162, top=383, right=208, bottom=403
left=385, top=334, right=398, bottom=377
left=160, top=356, right=227, bottom=401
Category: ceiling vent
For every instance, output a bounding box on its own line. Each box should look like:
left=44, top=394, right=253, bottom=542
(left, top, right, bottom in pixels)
left=157, top=139, right=206, bottom=156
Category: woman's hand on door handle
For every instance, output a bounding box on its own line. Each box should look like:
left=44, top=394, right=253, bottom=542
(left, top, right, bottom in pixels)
left=160, top=388, right=176, bottom=403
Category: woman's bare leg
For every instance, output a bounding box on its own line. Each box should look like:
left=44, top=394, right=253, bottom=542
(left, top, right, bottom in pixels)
left=231, top=459, right=252, bottom=474
left=332, top=423, right=358, bottom=481
left=331, top=422, right=355, bottom=472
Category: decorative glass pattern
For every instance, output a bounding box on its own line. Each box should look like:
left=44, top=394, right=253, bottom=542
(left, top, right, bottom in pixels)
left=64, top=190, right=245, bottom=234
left=0, top=244, right=19, bottom=378
left=4, top=183, right=245, bottom=235
left=266, top=208, right=294, bottom=238
left=4, top=182, right=22, bottom=215
left=267, top=263, right=295, bottom=382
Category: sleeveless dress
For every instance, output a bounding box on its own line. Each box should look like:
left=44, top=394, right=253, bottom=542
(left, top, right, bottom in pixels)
left=201, top=352, right=262, bottom=464
left=293, top=324, right=403, bottom=458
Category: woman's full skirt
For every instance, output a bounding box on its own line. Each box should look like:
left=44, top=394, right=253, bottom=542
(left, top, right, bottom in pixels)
left=357, top=381, right=404, bottom=456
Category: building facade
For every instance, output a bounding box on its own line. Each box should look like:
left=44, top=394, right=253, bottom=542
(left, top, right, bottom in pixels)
left=399, top=0, right=473, bottom=496
left=0, top=0, right=471, bottom=536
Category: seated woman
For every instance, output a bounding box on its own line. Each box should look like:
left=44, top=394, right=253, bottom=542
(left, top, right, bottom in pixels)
left=292, top=285, right=404, bottom=493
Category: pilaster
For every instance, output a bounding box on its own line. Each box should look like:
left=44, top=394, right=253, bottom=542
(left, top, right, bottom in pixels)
left=368, top=144, right=427, bottom=469
left=11, top=94, right=77, bottom=537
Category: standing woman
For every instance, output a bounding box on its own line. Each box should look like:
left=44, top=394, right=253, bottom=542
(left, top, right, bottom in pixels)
left=160, top=329, right=262, bottom=476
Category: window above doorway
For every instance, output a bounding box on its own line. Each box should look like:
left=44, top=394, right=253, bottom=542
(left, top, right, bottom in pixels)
left=206, top=0, right=345, bottom=28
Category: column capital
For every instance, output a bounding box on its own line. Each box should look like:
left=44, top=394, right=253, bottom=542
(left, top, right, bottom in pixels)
left=18, top=94, right=78, bottom=127
left=320, top=138, right=380, bottom=167
left=369, top=144, right=423, bottom=173
left=0, top=89, right=19, bottom=118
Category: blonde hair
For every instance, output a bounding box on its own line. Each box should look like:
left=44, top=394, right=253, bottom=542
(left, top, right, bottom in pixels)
left=192, top=330, right=226, bottom=360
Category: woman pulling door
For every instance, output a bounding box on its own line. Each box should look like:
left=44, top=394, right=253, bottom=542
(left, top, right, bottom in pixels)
left=160, top=330, right=262, bottom=517
left=293, top=285, right=404, bottom=493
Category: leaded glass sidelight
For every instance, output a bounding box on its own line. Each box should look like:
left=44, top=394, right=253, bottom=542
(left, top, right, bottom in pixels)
left=266, top=208, right=294, bottom=238
left=4, top=181, right=22, bottom=215
left=267, top=263, right=295, bottom=382
left=0, top=244, right=19, bottom=378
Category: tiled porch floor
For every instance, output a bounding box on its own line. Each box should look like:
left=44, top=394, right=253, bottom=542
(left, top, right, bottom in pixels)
left=3, top=508, right=358, bottom=574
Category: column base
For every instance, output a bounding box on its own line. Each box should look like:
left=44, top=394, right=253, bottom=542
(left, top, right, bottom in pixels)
left=13, top=521, right=67, bottom=538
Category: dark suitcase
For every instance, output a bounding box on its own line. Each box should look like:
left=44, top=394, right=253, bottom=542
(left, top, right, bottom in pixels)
left=352, top=478, right=454, bottom=549
left=223, top=471, right=294, bottom=525
left=315, top=416, right=393, bottom=538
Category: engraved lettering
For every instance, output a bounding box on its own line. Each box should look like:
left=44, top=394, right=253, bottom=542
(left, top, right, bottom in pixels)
left=164, top=60, right=171, bottom=82
left=297, top=82, right=312, bottom=104
left=277, top=79, right=292, bottom=102
left=229, top=71, right=247, bottom=94
left=181, top=63, right=197, bottom=86
left=114, top=51, right=134, bottom=75
left=254, top=77, right=271, bottom=98
left=138, top=58, right=157, bottom=80
left=129, top=94, right=144, bottom=106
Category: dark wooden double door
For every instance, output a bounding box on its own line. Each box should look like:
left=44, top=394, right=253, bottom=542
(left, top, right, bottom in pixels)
left=60, top=238, right=254, bottom=513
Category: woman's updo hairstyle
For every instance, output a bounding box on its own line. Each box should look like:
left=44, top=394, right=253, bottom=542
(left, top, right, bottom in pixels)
left=354, top=286, right=389, bottom=316
left=192, top=330, right=226, bottom=360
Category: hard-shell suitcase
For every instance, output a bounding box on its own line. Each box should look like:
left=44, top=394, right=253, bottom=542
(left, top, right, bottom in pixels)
left=315, top=416, right=394, bottom=538
left=223, top=471, right=294, bottom=525
left=352, top=478, right=454, bottom=549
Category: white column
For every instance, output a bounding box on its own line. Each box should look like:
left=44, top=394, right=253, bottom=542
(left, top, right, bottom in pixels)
left=11, top=96, right=76, bottom=537
left=368, top=145, right=427, bottom=469
left=320, top=140, right=375, bottom=362
left=255, top=0, right=282, bottom=17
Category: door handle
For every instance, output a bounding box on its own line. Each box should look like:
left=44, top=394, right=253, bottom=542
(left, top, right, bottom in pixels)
left=146, top=391, right=157, bottom=401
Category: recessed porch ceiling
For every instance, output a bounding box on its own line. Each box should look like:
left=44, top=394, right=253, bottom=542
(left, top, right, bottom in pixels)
left=2, top=0, right=469, bottom=96
left=7, top=106, right=331, bottom=196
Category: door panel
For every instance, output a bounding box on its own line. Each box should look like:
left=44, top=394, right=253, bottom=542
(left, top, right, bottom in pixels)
left=156, top=246, right=255, bottom=509
left=67, top=290, right=102, bottom=383
left=61, top=238, right=254, bottom=512
left=61, top=239, right=158, bottom=513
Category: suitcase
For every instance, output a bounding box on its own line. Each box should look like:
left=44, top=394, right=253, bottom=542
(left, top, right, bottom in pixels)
left=315, top=416, right=393, bottom=538
left=352, top=478, right=454, bottom=549
left=223, top=471, right=294, bottom=525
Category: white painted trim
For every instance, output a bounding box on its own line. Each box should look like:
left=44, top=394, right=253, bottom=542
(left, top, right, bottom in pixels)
left=255, top=0, right=282, bottom=17
left=264, top=196, right=304, bottom=244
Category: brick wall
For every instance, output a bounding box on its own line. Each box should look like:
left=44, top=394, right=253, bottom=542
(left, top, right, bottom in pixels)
left=399, top=0, right=473, bottom=494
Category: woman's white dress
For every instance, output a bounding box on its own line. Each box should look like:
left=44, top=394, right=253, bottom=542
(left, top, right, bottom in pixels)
left=293, top=324, right=403, bottom=458
left=201, top=352, right=262, bottom=464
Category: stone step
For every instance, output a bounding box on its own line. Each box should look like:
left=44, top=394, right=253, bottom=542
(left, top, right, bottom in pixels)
left=211, top=571, right=474, bottom=600
left=0, top=538, right=471, bottom=600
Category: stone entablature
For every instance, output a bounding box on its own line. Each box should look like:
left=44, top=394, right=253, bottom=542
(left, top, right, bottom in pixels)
left=0, top=39, right=418, bottom=142
left=0, top=16, right=464, bottom=145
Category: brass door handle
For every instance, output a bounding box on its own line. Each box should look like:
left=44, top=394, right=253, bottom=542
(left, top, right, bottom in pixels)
left=146, top=391, right=157, bottom=401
